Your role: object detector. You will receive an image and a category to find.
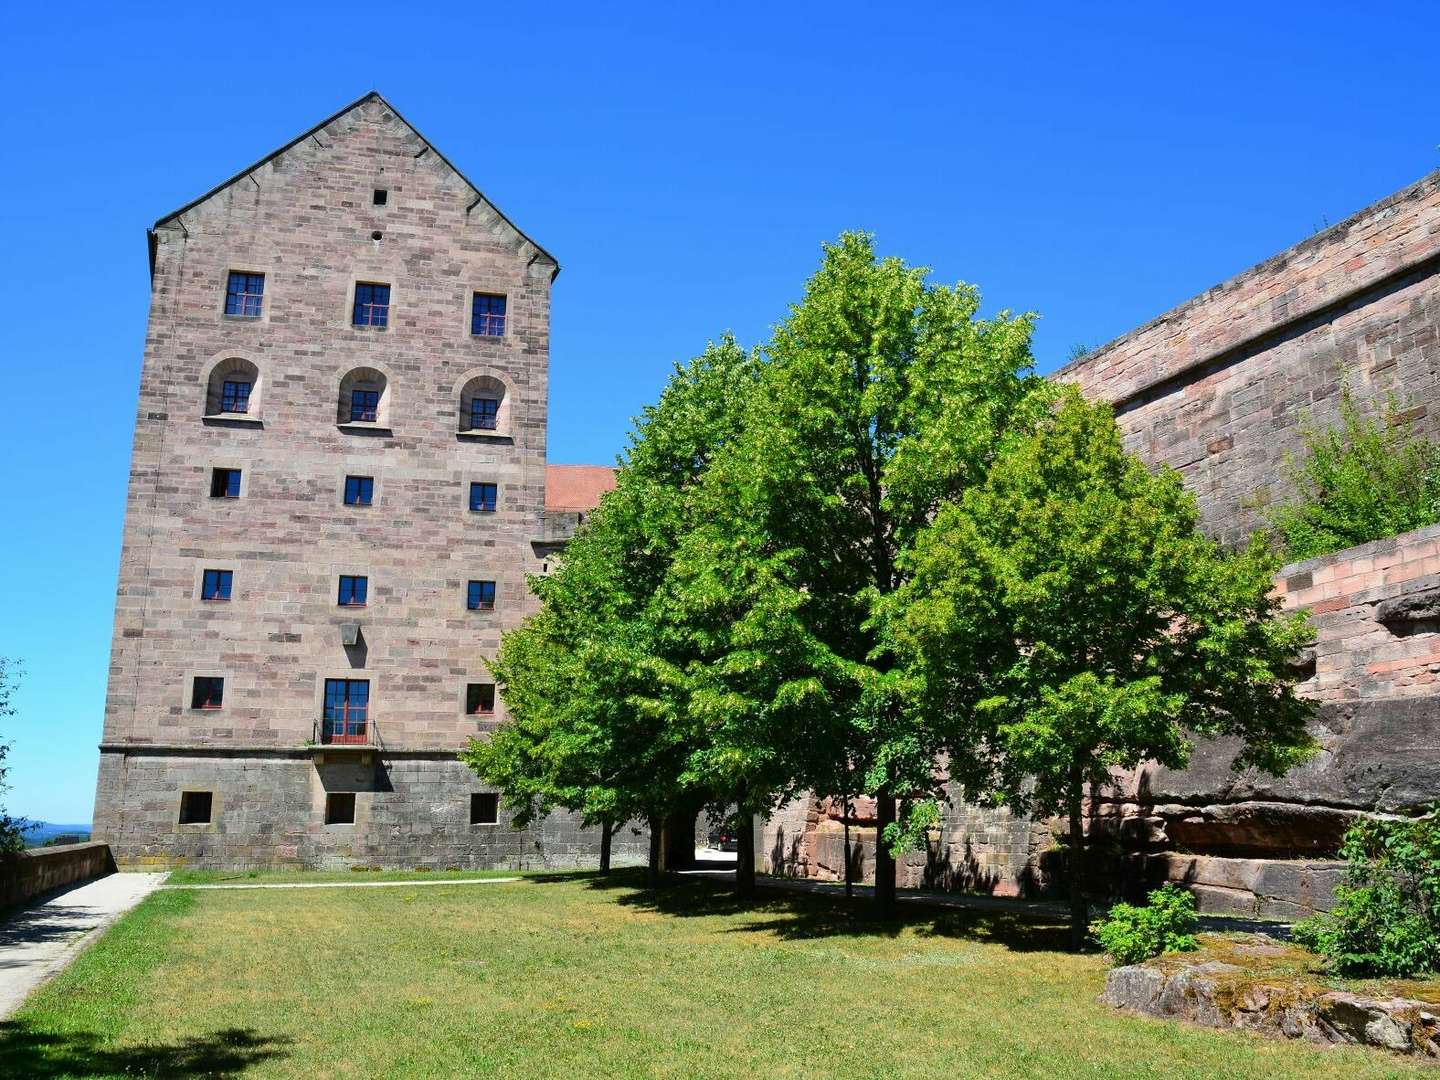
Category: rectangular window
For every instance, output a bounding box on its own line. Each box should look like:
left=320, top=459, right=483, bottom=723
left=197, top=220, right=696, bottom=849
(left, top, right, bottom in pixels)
left=349, top=389, right=380, bottom=423
left=471, top=293, right=507, bottom=337
left=470, top=792, right=499, bottom=825
left=179, top=790, right=214, bottom=825
left=191, top=676, right=225, bottom=710
left=469, top=482, right=498, bottom=513
left=372, top=188, right=388, bottom=206
left=344, top=475, right=374, bottom=506
left=352, top=282, right=390, bottom=327
left=210, top=468, right=242, bottom=498
left=201, top=568, right=233, bottom=602
left=337, top=575, right=368, bottom=607
left=221, top=380, right=252, bottom=414
left=325, top=792, right=357, bottom=825
left=467, top=580, right=496, bottom=611
left=469, top=397, right=499, bottom=431
left=322, top=679, right=369, bottom=743
left=466, top=683, right=496, bottom=715
left=224, top=272, right=265, bottom=317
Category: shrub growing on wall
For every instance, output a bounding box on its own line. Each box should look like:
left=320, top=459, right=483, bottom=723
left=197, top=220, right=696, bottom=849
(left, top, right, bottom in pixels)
left=1272, top=389, right=1440, bottom=561
left=1293, top=812, right=1440, bottom=977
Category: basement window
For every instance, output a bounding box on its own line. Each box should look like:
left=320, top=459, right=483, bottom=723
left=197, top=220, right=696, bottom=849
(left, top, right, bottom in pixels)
left=372, top=188, right=387, bottom=206
left=325, top=793, right=357, bottom=825
left=471, top=793, right=499, bottom=825
left=178, top=791, right=213, bottom=825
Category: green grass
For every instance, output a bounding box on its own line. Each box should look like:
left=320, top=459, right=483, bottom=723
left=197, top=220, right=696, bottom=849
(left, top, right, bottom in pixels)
left=2, top=870, right=1431, bottom=1079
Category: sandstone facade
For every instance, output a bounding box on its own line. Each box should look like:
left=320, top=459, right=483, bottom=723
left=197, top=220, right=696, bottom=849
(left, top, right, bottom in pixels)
left=94, top=93, right=644, bottom=869
left=759, top=170, right=1440, bottom=907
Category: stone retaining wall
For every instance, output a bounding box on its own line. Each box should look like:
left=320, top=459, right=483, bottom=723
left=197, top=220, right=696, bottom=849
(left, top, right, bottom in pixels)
left=0, top=842, right=116, bottom=911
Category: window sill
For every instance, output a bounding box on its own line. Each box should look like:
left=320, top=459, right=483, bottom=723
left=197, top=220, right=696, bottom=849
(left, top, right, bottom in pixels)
left=221, top=313, right=263, bottom=322
left=456, top=430, right=512, bottom=444
left=337, top=423, right=393, bottom=436
left=202, top=414, right=264, bottom=429
left=351, top=324, right=389, bottom=332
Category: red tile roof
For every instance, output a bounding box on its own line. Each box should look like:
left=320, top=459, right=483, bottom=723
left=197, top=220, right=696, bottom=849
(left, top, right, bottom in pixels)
left=545, top=465, right=617, bottom=512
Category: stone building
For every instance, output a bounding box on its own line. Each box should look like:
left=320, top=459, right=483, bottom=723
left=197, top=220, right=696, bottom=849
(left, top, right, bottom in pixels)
left=761, top=170, right=1440, bottom=914
left=93, top=92, right=646, bottom=869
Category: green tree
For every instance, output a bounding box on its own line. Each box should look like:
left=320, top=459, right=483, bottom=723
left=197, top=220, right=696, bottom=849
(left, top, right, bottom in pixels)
left=674, top=233, right=1051, bottom=915
left=1272, top=388, right=1440, bottom=560
left=888, top=394, right=1316, bottom=944
left=464, top=339, right=760, bottom=883
left=0, top=658, right=29, bottom=855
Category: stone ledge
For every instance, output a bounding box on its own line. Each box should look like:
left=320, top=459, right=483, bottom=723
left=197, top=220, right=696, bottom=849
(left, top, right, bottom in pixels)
left=1103, top=959, right=1440, bottom=1057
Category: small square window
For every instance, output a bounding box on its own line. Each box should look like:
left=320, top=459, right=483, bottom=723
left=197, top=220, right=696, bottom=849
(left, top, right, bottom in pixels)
left=338, top=575, right=368, bottom=607
left=210, top=468, right=242, bottom=498
left=466, top=683, right=496, bottom=716
left=470, top=792, right=499, bottom=825
left=469, top=397, right=499, bottom=431
left=344, top=475, right=374, bottom=506
left=467, top=580, right=496, bottom=611
left=471, top=293, right=506, bottom=337
left=224, top=272, right=264, bottom=317
left=179, top=790, right=213, bottom=825
left=469, top=482, right=497, bottom=513
left=221, top=380, right=252, bottom=414
left=201, top=568, right=233, bottom=602
left=353, top=282, right=390, bottom=327
left=325, top=792, right=356, bottom=825
left=191, top=676, right=225, bottom=710
left=373, top=188, right=388, bottom=206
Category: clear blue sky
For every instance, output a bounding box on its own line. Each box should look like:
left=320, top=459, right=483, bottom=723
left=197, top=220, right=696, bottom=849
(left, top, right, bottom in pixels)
left=2, top=2, right=1437, bottom=824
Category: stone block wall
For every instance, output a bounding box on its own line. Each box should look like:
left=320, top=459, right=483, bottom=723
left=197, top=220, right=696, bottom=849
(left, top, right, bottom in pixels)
left=0, top=842, right=117, bottom=912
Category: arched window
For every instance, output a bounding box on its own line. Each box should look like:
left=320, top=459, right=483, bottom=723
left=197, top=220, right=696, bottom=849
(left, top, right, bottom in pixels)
left=338, top=367, right=391, bottom=429
left=204, top=357, right=262, bottom=420
left=457, top=373, right=511, bottom=436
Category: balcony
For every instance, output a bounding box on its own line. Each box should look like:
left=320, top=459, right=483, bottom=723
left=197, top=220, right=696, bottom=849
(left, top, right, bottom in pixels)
left=310, top=718, right=382, bottom=763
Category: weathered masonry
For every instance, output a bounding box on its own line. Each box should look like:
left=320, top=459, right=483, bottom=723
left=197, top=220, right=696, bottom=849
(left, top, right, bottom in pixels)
left=93, top=93, right=644, bottom=869
left=761, top=170, right=1440, bottom=911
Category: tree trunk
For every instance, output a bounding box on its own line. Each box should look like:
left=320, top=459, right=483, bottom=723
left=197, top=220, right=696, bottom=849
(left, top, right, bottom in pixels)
left=875, top=787, right=897, bottom=919
left=1067, top=763, right=1088, bottom=950
left=646, top=816, right=662, bottom=887
left=599, top=819, right=613, bottom=875
left=843, top=794, right=853, bottom=899
left=735, top=811, right=756, bottom=900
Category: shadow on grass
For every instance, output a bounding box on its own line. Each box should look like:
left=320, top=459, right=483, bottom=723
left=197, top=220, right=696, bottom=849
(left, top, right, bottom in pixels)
left=0, top=1022, right=289, bottom=1078
left=606, top=873, right=1075, bottom=950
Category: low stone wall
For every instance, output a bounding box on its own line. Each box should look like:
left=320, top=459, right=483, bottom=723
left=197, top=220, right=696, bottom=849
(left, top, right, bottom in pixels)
left=1144, top=853, right=1346, bottom=918
left=0, top=842, right=116, bottom=911
left=1103, top=958, right=1440, bottom=1057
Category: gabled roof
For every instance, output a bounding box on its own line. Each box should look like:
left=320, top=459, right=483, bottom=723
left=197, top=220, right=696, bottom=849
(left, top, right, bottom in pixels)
left=149, top=90, right=558, bottom=278
left=545, top=466, right=617, bottom=512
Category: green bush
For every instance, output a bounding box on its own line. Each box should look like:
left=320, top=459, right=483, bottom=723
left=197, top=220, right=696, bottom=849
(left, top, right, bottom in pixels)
left=1293, top=812, right=1440, bottom=977
left=1090, top=884, right=1200, bottom=965
left=1271, top=389, right=1440, bottom=561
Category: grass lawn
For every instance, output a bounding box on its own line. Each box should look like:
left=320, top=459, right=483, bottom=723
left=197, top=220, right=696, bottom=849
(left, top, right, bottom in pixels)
left=1, top=870, right=1431, bottom=1079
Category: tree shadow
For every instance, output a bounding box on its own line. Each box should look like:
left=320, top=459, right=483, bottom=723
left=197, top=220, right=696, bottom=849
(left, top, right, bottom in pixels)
left=0, top=1022, right=289, bottom=1078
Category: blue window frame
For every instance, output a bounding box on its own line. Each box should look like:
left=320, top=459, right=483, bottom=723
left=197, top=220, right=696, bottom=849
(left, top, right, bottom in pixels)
left=344, top=475, right=374, bottom=507
left=210, top=468, right=241, bottom=498
left=471, top=293, right=506, bottom=337
left=323, top=678, right=369, bottom=742
left=352, top=282, right=390, bottom=327
left=221, top=380, right=252, bottom=414
left=338, top=575, right=368, bottom=607
left=349, top=389, right=380, bottom=423
left=201, top=569, right=232, bottom=601
left=469, top=397, right=499, bottom=431
left=467, top=580, right=496, bottom=611
left=224, top=272, right=265, bottom=317
left=469, top=482, right=497, bottom=513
